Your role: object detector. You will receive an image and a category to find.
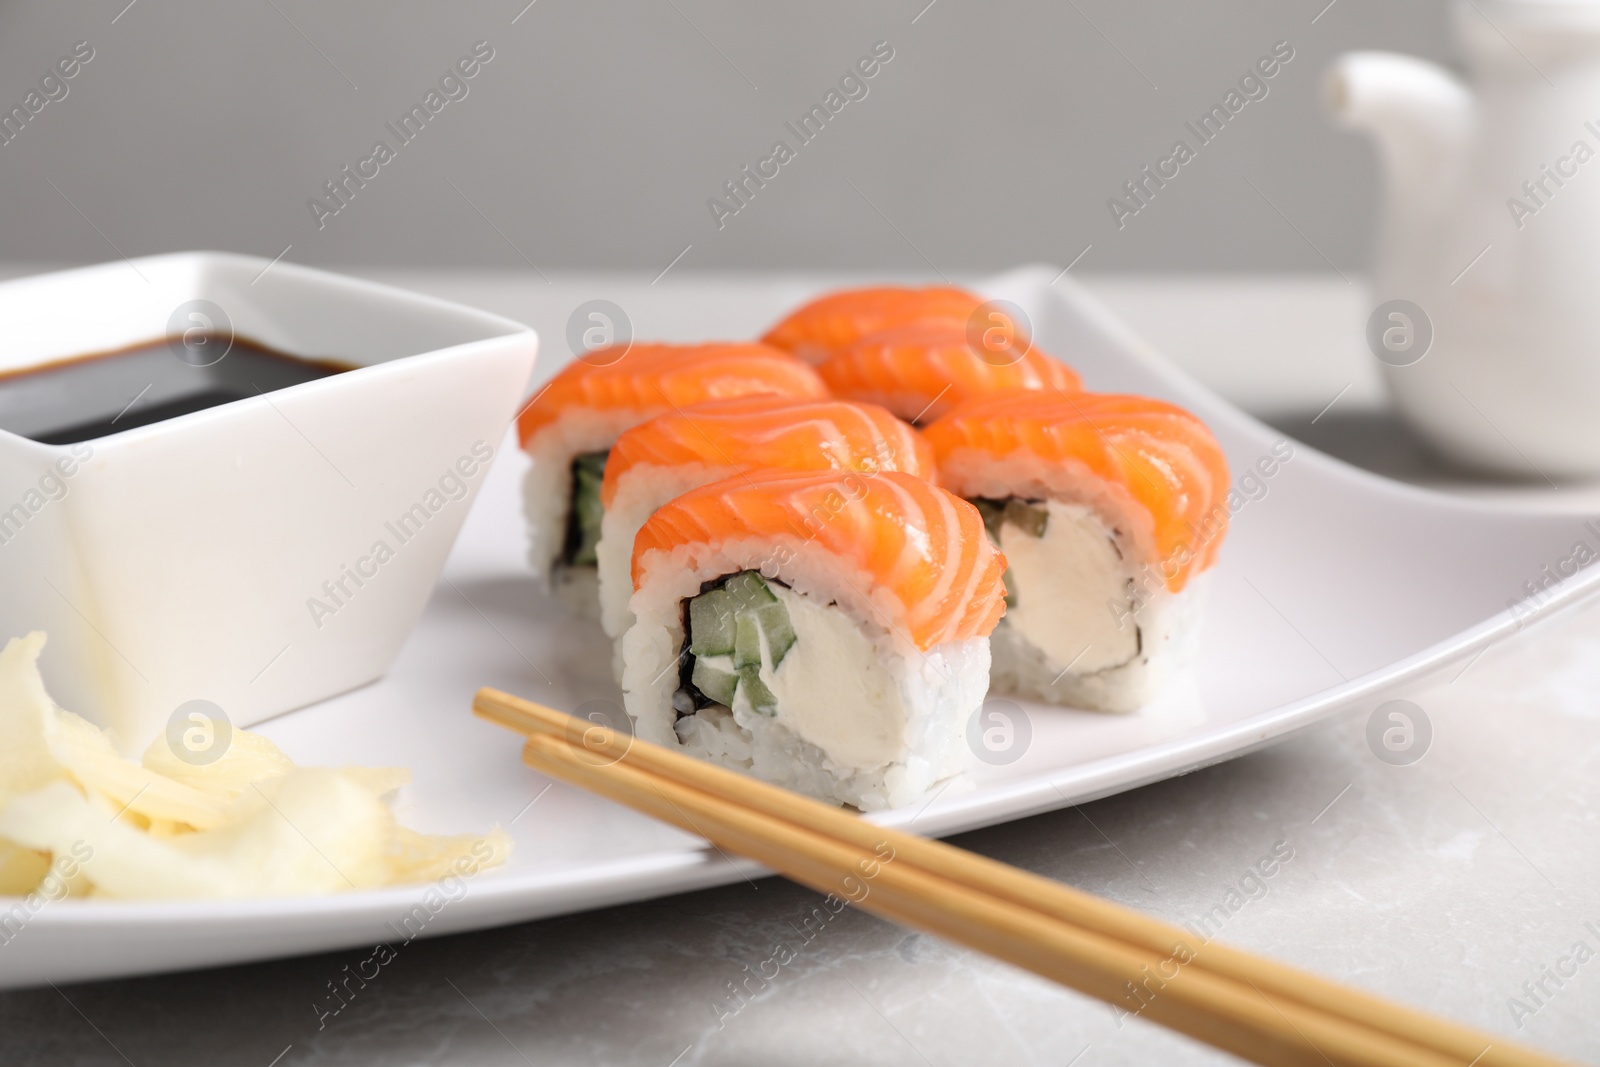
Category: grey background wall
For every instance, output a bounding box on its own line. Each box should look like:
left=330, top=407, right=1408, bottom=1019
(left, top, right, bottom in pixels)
left=0, top=0, right=1452, bottom=273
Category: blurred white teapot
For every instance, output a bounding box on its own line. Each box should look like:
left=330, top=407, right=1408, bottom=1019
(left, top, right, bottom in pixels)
left=1328, top=0, right=1600, bottom=479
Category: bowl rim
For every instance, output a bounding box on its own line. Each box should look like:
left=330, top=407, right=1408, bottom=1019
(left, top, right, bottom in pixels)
left=0, top=251, right=539, bottom=455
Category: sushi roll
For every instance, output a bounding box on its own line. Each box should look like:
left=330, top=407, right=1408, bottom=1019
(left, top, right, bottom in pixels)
left=516, top=343, right=827, bottom=619
left=595, top=395, right=936, bottom=643
left=620, top=469, right=1007, bottom=810
left=818, top=321, right=1082, bottom=425
left=762, top=285, right=985, bottom=364
left=923, top=392, right=1230, bottom=713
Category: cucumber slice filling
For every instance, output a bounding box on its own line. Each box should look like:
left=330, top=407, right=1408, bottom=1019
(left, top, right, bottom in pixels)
left=733, top=611, right=764, bottom=669
left=1003, top=497, right=1049, bottom=538
left=561, top=451, right=609, bottom=567
left=722, top=569, right=777, bottom=609
left=751, top=600, right=795, bottom=662
left=688, top=589, right=737, bottom=657
left=677, top=570, right=796, bottom=717
left=691, top=657, right=738, bottom=707
left=736, top=664, right=778, bottom=716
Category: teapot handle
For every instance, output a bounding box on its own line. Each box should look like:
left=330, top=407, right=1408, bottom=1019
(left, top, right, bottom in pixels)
left=1326, top=51, right=1475, bottom=200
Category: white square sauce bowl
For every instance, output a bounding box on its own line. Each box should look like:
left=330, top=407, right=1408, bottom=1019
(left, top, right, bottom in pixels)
left=0, top=252, right=538, bottom=750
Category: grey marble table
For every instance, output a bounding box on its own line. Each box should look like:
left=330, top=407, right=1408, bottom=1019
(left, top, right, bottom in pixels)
left=1, top=272, right=1595, bottom=1066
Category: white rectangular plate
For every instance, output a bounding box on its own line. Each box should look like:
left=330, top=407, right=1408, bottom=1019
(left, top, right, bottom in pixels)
left=7, top=267, right=1597, bottom=990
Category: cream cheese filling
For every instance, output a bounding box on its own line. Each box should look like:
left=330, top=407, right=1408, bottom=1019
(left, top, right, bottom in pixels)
left=998, top=500, right=1139, bottom=673
left=723, top=584, right=905, bottom=770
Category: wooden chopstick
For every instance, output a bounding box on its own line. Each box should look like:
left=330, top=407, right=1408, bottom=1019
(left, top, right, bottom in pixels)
left=475, top=688, right=1573, bottom=1067
left=479, top=689, right=1524, bottom=1064
left=517, top=730, right=1452, bottom=1067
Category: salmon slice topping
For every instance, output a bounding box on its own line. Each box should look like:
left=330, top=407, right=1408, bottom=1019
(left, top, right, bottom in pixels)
left=601, top=396, right=936, bottom=508
left=633, top=469, right=1007, bottom=650
left=762, top=286, right=986, bottom=365
left=818, top=322, right=1082, bottom=425
left=517, top=343, right=827, bottom=448
left=923, top=392, right=1231, bottom=591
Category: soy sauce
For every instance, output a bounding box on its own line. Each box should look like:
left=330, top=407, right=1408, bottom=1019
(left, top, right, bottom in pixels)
left=0, top=335, right=355, bottom=445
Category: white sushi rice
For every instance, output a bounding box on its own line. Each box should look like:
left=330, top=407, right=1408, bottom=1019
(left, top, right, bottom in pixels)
left=595, top=462, right=734, bottom=639
left=621, top=539, right=988, bottom=811
left=521, top=409, right=645, bottom=623
left=939, top=447, right=1207, bottom=713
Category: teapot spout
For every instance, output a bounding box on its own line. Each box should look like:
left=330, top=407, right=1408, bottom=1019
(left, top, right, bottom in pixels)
left=1326, top=52, right=1475, bottom=215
